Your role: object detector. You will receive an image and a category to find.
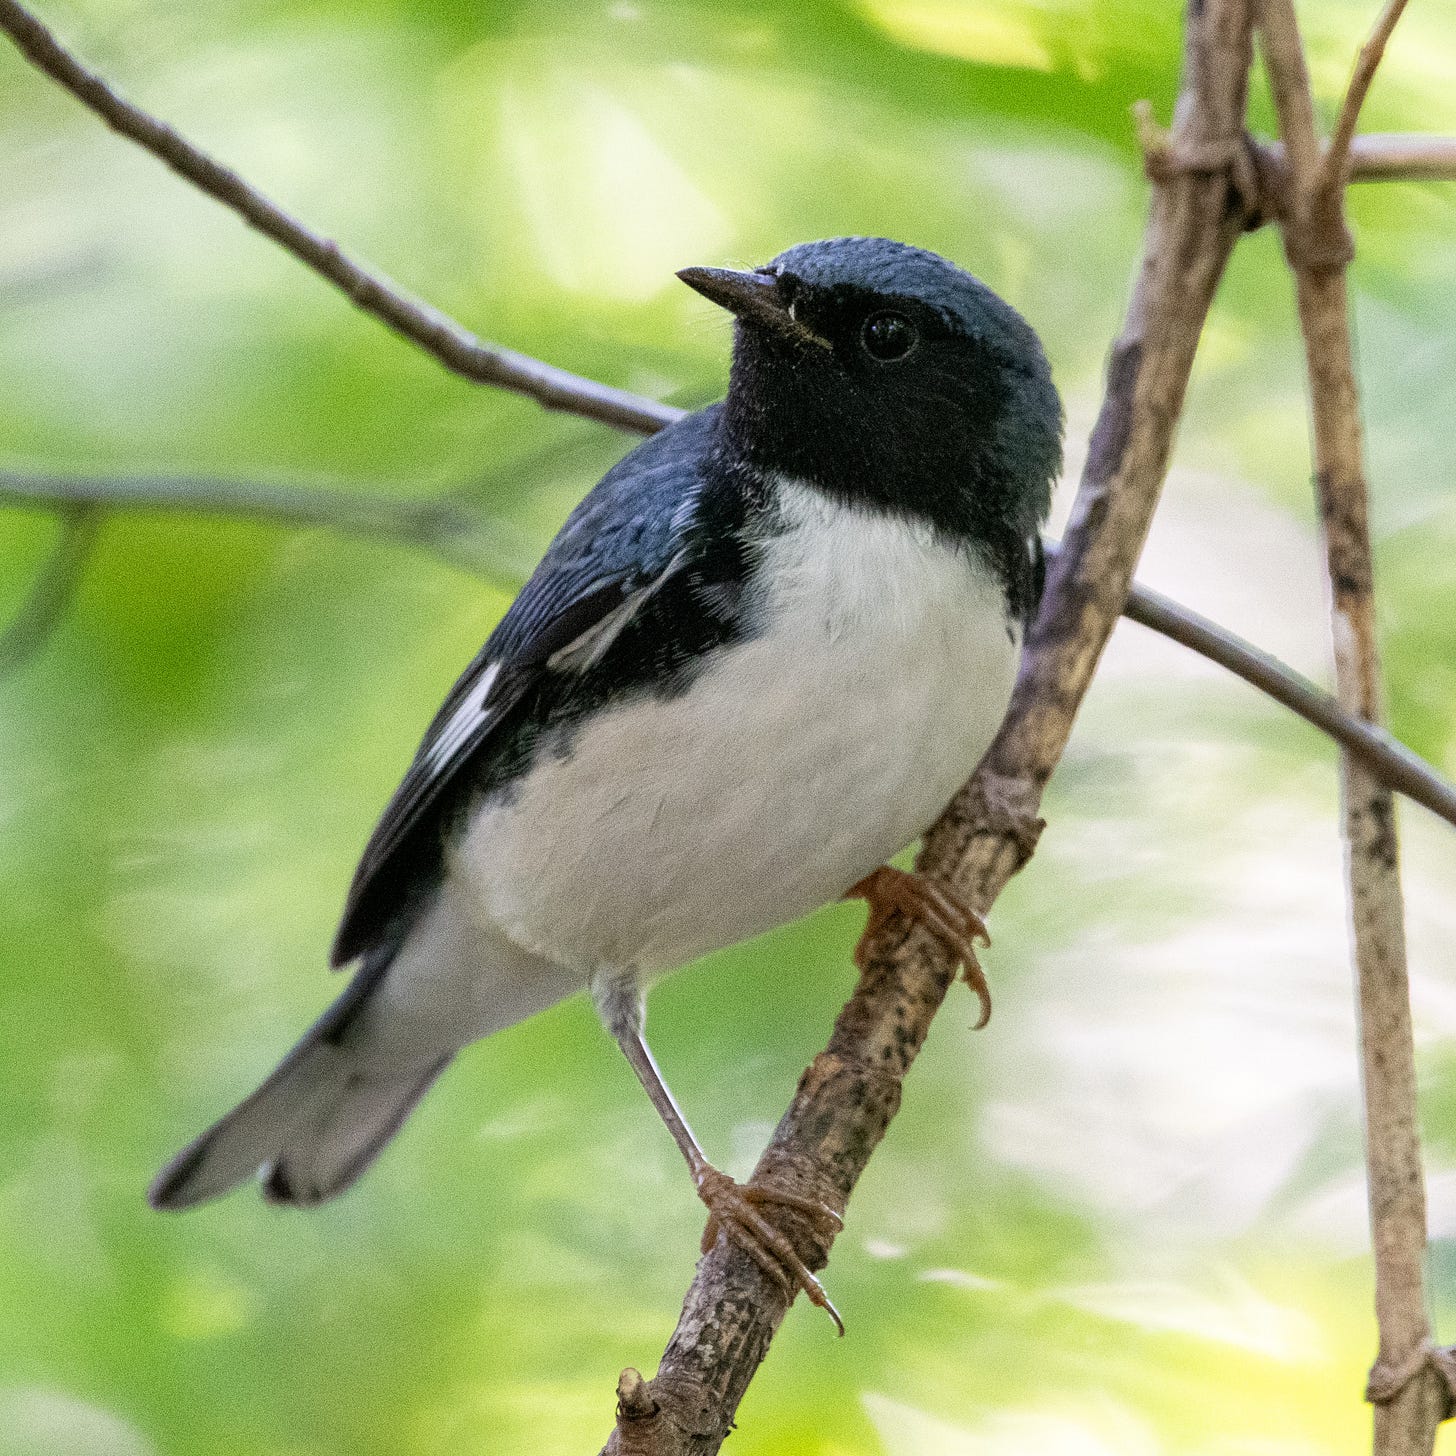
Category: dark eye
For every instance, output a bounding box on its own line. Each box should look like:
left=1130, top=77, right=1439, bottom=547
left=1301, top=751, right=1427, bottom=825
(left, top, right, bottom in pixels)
left=860, top=311, right=917, bottom=362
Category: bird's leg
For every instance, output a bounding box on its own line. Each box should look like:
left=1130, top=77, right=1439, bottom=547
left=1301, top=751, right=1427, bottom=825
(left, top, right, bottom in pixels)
left=597, top=978, right=844, bottom=1332
left=844, top=864, right=994, bottom=1027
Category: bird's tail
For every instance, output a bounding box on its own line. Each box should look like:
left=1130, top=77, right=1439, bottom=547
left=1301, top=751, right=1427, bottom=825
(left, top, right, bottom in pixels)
left=148, top=959, right=451, bottom=1211
left=149, top=879, right=583, bottom=1211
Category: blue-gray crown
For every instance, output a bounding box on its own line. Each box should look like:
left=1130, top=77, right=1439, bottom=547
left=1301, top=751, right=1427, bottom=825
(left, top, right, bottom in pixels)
left=768, top=236, right=1048, bottom=377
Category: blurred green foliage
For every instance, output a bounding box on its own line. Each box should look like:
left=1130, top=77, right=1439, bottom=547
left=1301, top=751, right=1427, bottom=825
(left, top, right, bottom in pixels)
left=3, top=1, right=1456, bottom=1452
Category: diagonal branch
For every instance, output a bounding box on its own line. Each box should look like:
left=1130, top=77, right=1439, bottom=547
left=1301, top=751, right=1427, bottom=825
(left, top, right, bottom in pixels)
left=3, top=0, right=1452, bottom=464
left=600, top=1, right=1258, bottom=1449
left=0, top=505, right=101, bottom=674
left=1260, top=2, right=1449, bottom=1453
left=1320, top=0, right=1413, bottom=193
left=1258, top=0, right=1321, bottom=182
left=1115, top=578, right=1456, bottom=829
left=0, top=0, right=679, bottom=435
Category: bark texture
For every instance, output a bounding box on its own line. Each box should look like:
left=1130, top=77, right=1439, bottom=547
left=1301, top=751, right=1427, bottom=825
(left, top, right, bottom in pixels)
left=1260, top=1, right=1450, bottom=1449
left=600, top=2, right=1259, bottom=1449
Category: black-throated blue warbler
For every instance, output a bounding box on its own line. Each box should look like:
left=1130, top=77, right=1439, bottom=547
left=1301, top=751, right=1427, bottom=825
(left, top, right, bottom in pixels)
left=150, top=236, right=1062, bottom=1326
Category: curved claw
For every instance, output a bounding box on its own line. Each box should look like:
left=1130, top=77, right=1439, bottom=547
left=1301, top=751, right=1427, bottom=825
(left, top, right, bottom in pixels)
left=695, top=1167, right=845, bottom=1335
left=960, top=959, right=993, bottom=1030
left=845, top=865, right=994, bottom=1026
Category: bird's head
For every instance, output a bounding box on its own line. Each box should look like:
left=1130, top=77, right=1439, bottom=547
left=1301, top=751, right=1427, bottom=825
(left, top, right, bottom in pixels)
left=678, top=236, right=1062, bottom=546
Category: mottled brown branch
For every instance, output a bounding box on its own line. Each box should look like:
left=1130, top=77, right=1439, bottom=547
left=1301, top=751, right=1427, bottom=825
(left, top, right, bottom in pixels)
left=0, top=505, right=101, bottom=675
left=1259, top=1, right=1447, bottom=1452
left=1257, top=0, right=1321, bottom=180
left=0, top=0, right=679, bottom=435
left=600, top=1, right=1258, bottom=1450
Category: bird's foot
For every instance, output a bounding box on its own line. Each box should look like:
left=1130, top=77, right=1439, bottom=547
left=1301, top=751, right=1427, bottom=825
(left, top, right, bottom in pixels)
left=695, top=1165, right=845, bottom=1334
left=845, top=864, right=994, bottom=1028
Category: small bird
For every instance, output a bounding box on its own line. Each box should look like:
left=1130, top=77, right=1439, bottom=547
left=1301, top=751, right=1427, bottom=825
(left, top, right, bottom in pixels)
left=150, top=236, right=1062, bottom=1325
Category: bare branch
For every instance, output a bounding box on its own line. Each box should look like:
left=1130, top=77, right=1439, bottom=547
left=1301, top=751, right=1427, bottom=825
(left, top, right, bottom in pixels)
left=0, top=0, right=680, bottom=436
left=1117, top=577, right=1456, bottom=830
left=0, top=506, right=101, bottom=674
left=1256, top=0, right=1321, bottom=184
left=1320, top=0, right=1414, bottom=194
left=599, top=2, right=1259, bottom=1450
left=0, top=469, right=533, bottom=584
left=1348, top=133, right=1456, bottom=182
left=1259, top=1, right=1445, bottom=1450
left=1257, top=133, right=1456, bottom=199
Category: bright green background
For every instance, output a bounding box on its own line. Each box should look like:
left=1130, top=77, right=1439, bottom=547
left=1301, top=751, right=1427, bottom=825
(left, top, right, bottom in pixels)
left=4, top=1, right=1456, bottom=1452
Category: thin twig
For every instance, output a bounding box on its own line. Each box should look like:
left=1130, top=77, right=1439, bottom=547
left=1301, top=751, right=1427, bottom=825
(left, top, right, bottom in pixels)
left=8, top=466, right=1456, bottom=829
left=1117, top=578, right=1456, bottom=829
left=1348, top=133, right=1456, bottom=182
left=1255, top=133, right=1456, bottom=204
left=1260, top=2, right=1446, bottom=1452
left=0, top=469, right=534, bottom=583
left=1320, top=0, right=1414, bottom=194
left=599, top=1, right=1258, bottom=1449
left=0, top=506, right=101, bottom=674
left=0, top=0, right=680, bottom=435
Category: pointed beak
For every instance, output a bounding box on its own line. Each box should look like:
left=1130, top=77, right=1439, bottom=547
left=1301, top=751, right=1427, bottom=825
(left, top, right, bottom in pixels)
left=676, top=266, right=830, bottom=350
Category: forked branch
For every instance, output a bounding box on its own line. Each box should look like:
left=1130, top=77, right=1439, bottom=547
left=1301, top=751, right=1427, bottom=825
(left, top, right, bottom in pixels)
left=1322, top=0, right=1414, bottom=192
left=1259, top=1, right=1450, bottom=1452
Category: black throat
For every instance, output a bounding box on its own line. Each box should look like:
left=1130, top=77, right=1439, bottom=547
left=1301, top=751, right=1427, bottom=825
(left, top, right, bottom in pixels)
left=719, top=332, right=1052, bottom=627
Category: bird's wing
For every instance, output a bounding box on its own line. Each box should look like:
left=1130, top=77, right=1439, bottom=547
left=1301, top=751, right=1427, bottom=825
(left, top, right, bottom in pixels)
left=330, top=407, right=719, bottom=968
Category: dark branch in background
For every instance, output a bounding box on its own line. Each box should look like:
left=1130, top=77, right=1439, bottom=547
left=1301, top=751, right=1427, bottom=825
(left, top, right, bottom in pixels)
left=8, top=465, right=1456, bottom=830
left=0, top=469, right=534, bottom=583
left=0, top=0, right=679, bottom=436
left=0, top=0, right=1450, bottom=446
left=1260, top=3, right=1453, bottom=1454
left=1116, top=581, right=1456, bottom=829
left=0, top=506, right=100, bottom=673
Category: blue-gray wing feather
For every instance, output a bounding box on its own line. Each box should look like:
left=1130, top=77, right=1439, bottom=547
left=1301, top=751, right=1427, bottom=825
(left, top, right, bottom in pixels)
left=330, top=406, right=720, bottom=967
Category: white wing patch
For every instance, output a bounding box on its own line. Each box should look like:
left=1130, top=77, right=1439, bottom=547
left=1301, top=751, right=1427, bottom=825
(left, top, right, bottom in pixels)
left=545, top=551, right=690, bottom=676
left=455, top=479, right=1021, bottom=977
left=424, top=662, right=501, bottom=772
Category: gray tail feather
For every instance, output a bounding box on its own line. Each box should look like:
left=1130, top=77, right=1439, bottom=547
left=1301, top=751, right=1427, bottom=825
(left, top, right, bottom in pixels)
left=149, top=960, right=451, bottom=1211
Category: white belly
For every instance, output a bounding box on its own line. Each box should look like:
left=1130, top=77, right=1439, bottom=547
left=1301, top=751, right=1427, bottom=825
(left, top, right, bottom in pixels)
left=451, top=482, right=1021, bottom=978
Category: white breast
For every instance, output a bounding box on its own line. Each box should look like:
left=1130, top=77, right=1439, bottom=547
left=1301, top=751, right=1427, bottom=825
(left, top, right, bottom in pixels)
left=451, top=480, right=1021, bottom=979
